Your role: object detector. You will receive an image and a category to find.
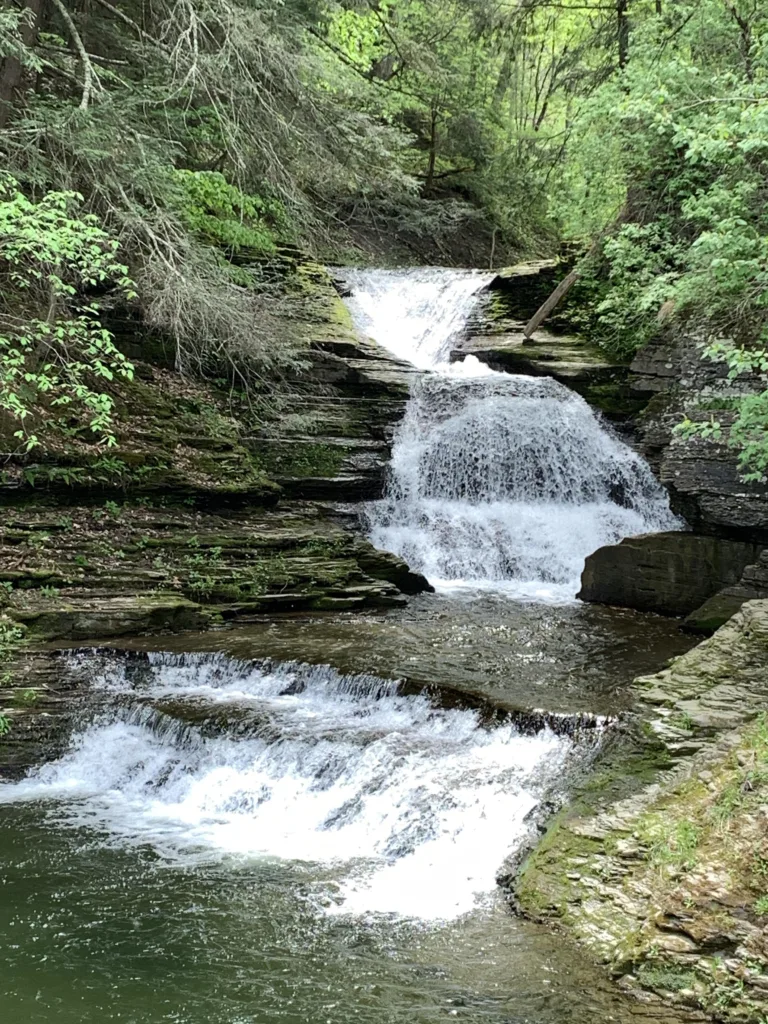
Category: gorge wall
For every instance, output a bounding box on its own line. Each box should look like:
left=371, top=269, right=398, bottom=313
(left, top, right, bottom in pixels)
left=578, top=330, right=768, bottom=630
left=513, top=599, right=768, bottom=1023
left=0, top=260, right=430, bottom=658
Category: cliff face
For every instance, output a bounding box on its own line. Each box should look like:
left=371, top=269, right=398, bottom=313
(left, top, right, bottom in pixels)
left=631, top=332, right=768, bottom=539
left=578, top=330, right=768, bottom=630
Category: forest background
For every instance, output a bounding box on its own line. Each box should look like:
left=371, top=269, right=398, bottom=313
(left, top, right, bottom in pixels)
left=1, top=0, right=767, bottom=471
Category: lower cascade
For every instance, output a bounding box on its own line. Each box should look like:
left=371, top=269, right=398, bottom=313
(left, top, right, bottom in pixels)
left=344, top=268, right=680, bottom=599
left=2, top=652, right=576, bottom=921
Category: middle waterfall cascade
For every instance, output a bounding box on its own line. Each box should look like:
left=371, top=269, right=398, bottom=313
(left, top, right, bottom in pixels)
left=2, top=652, right=576, bottom=921
left=343, top=268, right=680, bottom=599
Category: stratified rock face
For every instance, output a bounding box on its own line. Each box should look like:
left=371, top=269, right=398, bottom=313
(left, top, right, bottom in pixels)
left=684, top=548, right=768, bottom=632
left=247, top=334, right=419, bottom=501
left=454, top=263, right=642, bottom=420
left=578, top=532, right=763, bottom=617
left=0, top=261, right=431, bottom=650
left=0, top=503, right=432, bottom=643
left=631, top=331, right=768, bottom=538
left=514, top=600, right=768, bottom=1023
left=578, top=328, right=768, bottom=626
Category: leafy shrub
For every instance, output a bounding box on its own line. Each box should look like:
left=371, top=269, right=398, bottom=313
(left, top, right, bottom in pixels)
left=0, top=174, right=135, bottom=449
left=171, top=170, right=289, bottom=256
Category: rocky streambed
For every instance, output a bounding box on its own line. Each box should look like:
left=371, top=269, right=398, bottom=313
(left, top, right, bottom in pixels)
left=2, top=260, right=768, bottom=1024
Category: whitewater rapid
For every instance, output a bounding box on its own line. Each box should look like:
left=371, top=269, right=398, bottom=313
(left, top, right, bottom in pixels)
left=343, top=267, right=680, bottom=599
left=1, top=652, right=575, bottom=921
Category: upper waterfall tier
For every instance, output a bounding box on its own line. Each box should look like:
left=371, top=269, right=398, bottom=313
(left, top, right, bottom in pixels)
left=342, top=267, right=492, bottom=369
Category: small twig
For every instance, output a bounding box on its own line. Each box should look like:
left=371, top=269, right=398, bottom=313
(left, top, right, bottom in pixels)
left=89, top=0, right=163, bottom=48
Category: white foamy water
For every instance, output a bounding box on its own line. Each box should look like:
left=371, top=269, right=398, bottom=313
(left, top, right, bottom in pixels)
left=343, top=267, right=492, bottom=370
left=1, top=653, right=573, bottom=921
left=343, top=268, right=680, bottom=600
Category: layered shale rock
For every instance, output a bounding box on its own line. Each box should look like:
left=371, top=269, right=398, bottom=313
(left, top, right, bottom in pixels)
left=514, top=600, right=768, bottom=1023
left=0, top=262, right=429, bottom=649
left=576, top=330, right=768, bottom=627
left=451, top=261, right=641, bottom=420
left=632, top=331, right=768, bottom=535
left=686, top=550, right=768, bottom=633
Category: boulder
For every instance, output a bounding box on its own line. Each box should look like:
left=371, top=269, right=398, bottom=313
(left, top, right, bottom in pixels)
left=578, top=532, right=763, bottom=617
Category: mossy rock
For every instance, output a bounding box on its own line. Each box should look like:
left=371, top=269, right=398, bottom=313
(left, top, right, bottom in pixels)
left=10, top=595, right=211, bottom=640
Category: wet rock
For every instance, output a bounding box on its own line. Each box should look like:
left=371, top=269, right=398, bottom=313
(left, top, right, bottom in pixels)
left=630, top=331, right=768, bottom=538
left=456, top=262, right=640, bottom=420
left=514, top=600, right=768, bottom=1024
left=0, top=502, right=433, bottom=645
left=686, top=549, right=768, bottom=632
left=453, top=330, right=640, bottom=420
left=10, top=595, right=211, bottom=641
left=352, top=541, right=433, bottom=595
left=578, top=532, right=763, bottom=618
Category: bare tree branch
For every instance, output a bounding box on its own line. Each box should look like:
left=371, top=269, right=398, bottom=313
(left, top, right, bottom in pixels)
left=50, top=0, right=99, bottom=109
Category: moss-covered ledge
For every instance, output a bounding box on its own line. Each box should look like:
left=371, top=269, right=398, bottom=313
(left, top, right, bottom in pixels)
left=0, top=501, right=431, bottom=643
left=513, top=600, right=768, bottom=1023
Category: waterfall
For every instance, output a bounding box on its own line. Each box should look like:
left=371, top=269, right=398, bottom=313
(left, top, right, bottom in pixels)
left=343, top=267, right=492, bottom=369
left=343, top=268, right=680, bottom=600
left=0, top=651, right=576, bottom=921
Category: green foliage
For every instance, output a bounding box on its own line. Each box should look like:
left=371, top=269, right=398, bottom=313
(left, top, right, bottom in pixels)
left=580, top=222, right=684, bottom=360
left=644, top=817, right=701, bottom=872
left=319, top=0, right=591, bottom=250
left=550, top=0, right=768, bottom=474
left=0, top=616, right=25, bottom=736
left=103, top=500, right=122, bottom=519
left=171, top=171, right=289, bottom=256
left=0, top=174, right=135, bottom=448
left=637, top=962, right=697, bottom=993
left=2, top=0, right=767, bottom=474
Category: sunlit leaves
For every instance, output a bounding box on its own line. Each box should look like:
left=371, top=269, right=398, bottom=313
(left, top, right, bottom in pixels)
left=0, top=174, right=135, bottom=449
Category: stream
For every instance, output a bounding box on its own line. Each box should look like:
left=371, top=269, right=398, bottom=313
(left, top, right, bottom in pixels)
left=0, top=268, right=697, bottom=1023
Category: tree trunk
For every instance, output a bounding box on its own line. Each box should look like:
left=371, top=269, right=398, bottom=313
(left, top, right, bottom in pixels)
left=0, top=0, right=45, bottom=129
left=617, top=0, right=629, bottom=69
left=523, top=269, right=580, bottom=340
left=425, top=104, right=438, bottom=192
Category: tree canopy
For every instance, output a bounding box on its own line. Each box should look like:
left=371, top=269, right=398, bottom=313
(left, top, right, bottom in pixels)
left=1, top=0, right=768, bottom=471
